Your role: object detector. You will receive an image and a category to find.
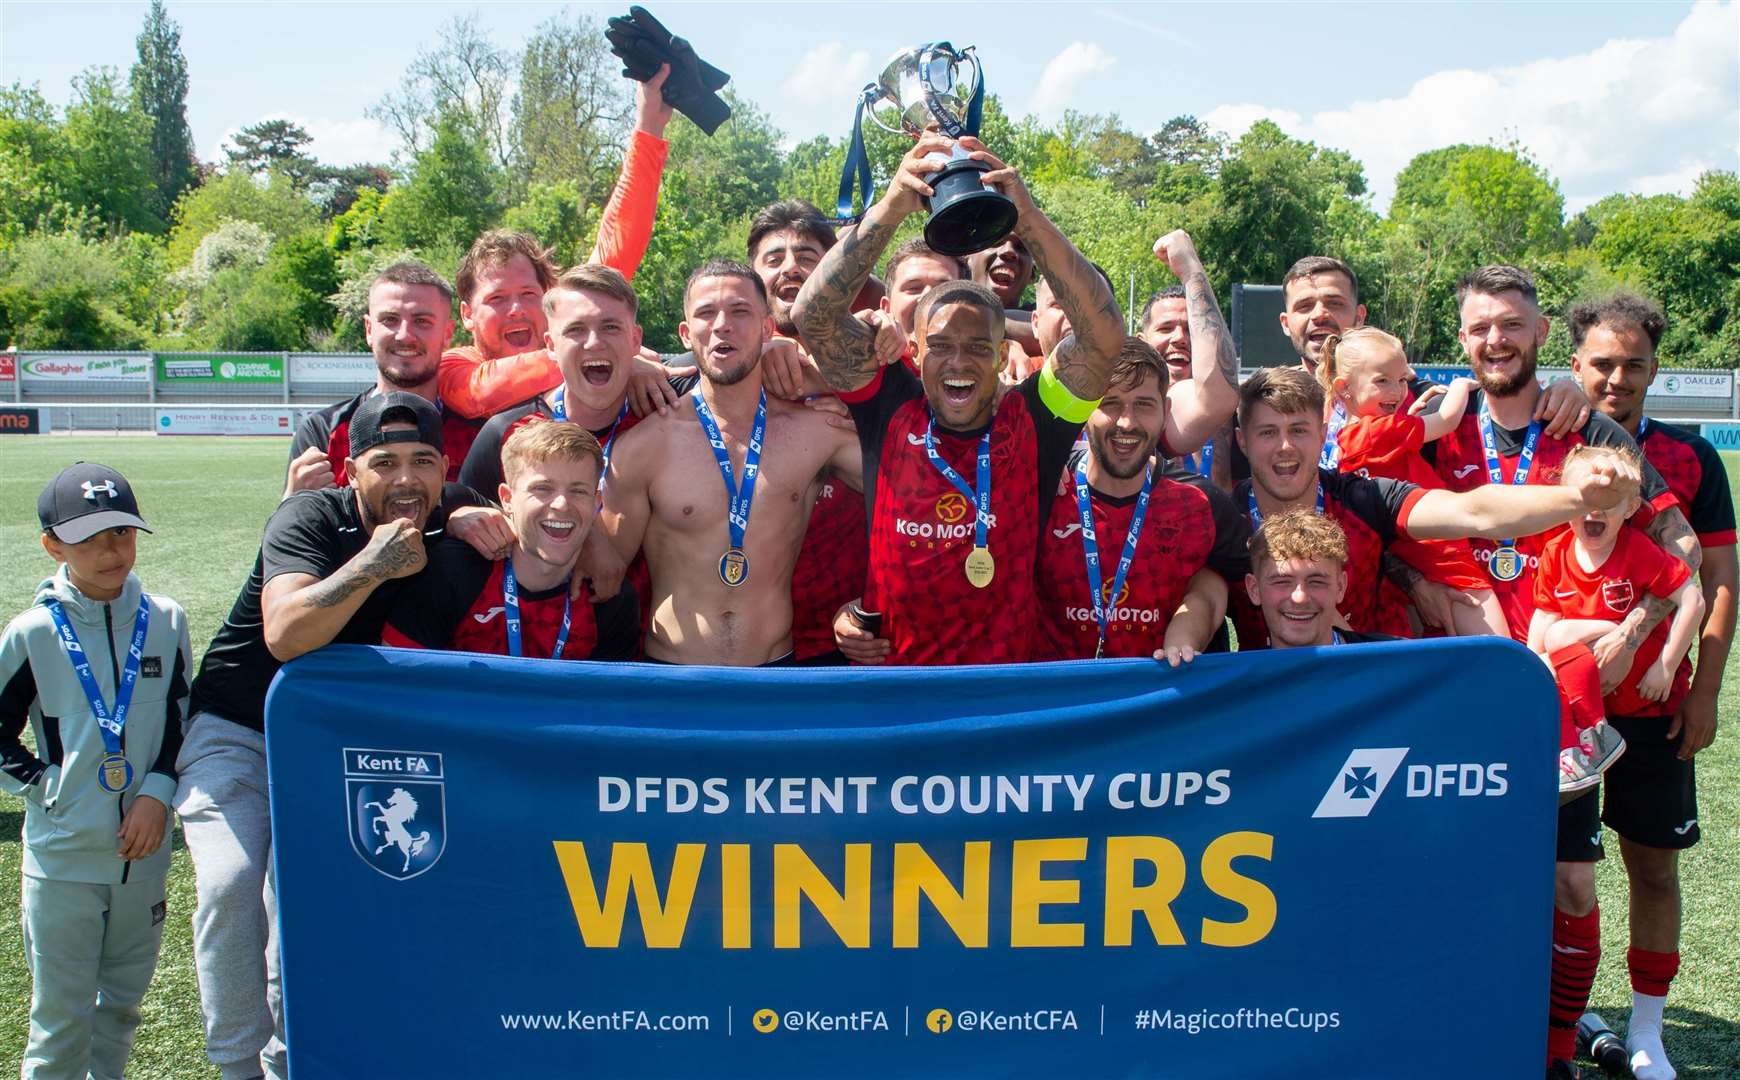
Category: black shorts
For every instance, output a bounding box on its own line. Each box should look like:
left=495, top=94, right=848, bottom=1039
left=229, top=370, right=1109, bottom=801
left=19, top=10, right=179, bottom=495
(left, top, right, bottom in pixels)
left=1557, top=788, right=1605, bottom=863
left=643, top=652, right=797, bottom=668
left=794, top=650, right=847, bottom=667
left=1602, top=714, right=1700, bottom=849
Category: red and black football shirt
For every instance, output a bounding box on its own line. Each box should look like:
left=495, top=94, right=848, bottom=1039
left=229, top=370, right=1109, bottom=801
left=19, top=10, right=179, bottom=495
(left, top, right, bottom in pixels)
left=1638, top=417, right=1735, bottom=550
left=1036, top=453, right=1249, bottom=659
left=290, top=388, right=481, bottom=486
left=1532, top=524, right=1693, bottom=717
left=381, top=538, right=639, bottom=660
left=1430, top=394, right=1677, bottom=642
left=790, top=474, right=869, bottom=660
left=1228, top=469, right=1425, bottom=648
left=842, top=364, right=1083, bottom=665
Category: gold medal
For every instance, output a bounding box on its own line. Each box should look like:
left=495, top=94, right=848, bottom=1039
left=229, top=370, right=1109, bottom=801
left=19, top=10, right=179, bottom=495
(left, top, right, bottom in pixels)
left=97, top=751, right=133, bottom=794
left=1489, top=545, right=1522, bottom=583
left=964, top=546, right=995, bottom=589
left=719, top=548, right=749, bottom=588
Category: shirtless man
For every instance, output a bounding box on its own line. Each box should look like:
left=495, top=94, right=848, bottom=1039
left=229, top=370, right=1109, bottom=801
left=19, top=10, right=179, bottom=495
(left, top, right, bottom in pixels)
left=601, top=259, right=862, bottom=665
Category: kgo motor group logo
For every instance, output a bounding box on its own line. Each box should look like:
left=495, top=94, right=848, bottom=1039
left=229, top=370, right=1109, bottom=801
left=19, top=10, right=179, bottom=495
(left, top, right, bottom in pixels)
left=895, top=491, right=996, bottom=541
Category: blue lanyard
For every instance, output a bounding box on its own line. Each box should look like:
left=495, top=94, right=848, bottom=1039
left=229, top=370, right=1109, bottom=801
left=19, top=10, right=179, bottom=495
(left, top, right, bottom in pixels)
left=1478, top=403, right=1541, bottom=548
left=501, top=559, right=572, bottom=660
left=1248, top=481, right=1325, bottom=530
left=1332, top=630, right=1344, bottom=645
left=1075, top=462, right=1153, bottom=655
left=1320, top=402, right=1348, bottom=469
left=1191, top=439, right=1214, bottom=478
left=925, top=416, right=993, bottom=550
left=692, top=387, right=766, bottom=555
left=1636, top=416, right=1649, bottom=439
left=44, top=594, right=149, bottom=769
left=552, top=390, right=631, bottom=480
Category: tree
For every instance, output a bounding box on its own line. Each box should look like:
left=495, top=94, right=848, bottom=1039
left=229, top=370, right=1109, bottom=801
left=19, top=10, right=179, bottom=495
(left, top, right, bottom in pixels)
left=225, top=119, right=318, bottom=186
left=167, top=169, right=321, bottom=265
left=512, top=11, right=627, bottom=204
left=377, top=111, right=504, bottom=254
left=129, top=0, right=196, bottom=221
left=64, top=68, right=161, bottom=235
left=0, top=84, right=78, bottom=240
left=0, top=232, right=150, bottom=348
left=1148, top=116, right=1223, bottom=205
left=660, top=91, right=784, bottom=225
left=369, top=15, right=514, bottom=177
left=1192, top=120, right=1367, bottom=292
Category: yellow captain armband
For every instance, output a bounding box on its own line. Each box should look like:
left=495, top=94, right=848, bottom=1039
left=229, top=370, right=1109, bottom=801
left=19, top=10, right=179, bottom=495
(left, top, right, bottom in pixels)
left=1037, top=361, right=1101, bottom=424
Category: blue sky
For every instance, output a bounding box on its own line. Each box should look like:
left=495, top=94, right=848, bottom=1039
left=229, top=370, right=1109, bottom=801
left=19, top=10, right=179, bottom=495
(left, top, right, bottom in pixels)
left=2, top=1, right=1735, bottom=210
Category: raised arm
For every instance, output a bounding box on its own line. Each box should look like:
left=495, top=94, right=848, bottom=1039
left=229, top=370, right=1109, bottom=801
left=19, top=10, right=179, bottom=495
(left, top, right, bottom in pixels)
left=1404, top=460, right=1627, bottom=541
left=967, top=137, right=1123, bottom=400
left=1421, top=377, right=1476, bottom=443
left=1154, top=230, right=1238, bottom=454
left=588, top=65, right=673, bottom=281
left=793, top=136, right=952, bottom=392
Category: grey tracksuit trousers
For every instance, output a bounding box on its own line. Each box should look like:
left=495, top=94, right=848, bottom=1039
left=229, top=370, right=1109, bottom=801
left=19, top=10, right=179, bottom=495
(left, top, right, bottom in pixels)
left=174, top=713, right=286, bottom=1080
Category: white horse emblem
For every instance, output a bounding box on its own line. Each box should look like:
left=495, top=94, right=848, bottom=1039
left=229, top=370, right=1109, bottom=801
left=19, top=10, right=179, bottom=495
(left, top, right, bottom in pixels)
left=364, top=788, right=431, bottom=872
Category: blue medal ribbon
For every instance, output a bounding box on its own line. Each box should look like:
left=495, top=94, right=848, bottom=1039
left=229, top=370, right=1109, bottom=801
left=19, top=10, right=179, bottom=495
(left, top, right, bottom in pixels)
left=1636, top=416, right=1649, bottom=439
left=1191, top=439, right=1214, bottom=478
left=925, top=415, right=993, bottom=553
left=1320, top=402, right=1348, bottom=469
left=44, top=594, right=149, bottom=794
left=1478, top=403, right=1541, bottom=551
left=1075, top=462, right=1153, bottom=658
left=835, top=88, right=878, bottom=222
left=1247, top=480, right=1325, bottom=530
left=692, top=387, right=766, bottom=586
left=552, top=388, right=631, bottom=482
left=502, top=559, right=573, bottom=660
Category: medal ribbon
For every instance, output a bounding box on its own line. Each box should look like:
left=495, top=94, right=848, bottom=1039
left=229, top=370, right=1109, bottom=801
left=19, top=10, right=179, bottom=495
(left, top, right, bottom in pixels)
left=552, top=390, right=631, bottom=482
left=925, top=416, right=993, bottom=554
left=1192, top=439, right=1214, bottom=478
left=692, top=388, right=766, bottom=557
left=44, top=594, right=149, bottom=770
left=1478, top=402, right=1541, bottom=550
left=1320, top=402, right=1348, bottom=469
left=1075, top=461, right=1153, bottom=654
left=502, top=559, right=573, bottom=660
left=1247, top=480, right=1325, bottom=530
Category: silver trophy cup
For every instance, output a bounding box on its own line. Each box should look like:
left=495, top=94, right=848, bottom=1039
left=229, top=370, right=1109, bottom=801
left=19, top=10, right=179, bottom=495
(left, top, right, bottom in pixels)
left=861, top=43, right=1017, bottom=256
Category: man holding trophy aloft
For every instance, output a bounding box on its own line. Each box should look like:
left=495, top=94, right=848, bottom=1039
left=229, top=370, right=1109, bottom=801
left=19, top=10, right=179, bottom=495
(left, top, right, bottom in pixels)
left=796, top=42, right=1124, bottom=667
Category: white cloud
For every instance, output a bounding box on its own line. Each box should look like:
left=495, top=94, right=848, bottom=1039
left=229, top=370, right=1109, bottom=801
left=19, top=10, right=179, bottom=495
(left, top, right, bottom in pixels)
left=1199, top=0, right=1739, bottom=211
left=1031, top=42, right=1116, bottom=119
left=207, top=114, right=399, bottom=168
left=781, top=41, right=875, bottom=103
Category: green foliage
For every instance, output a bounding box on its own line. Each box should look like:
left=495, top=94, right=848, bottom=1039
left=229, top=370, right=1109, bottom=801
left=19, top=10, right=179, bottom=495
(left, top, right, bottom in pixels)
left=376, top=111, right=504, bottom=254
left=513, top=11, right=626, bottom=203
left=225, top=119, right=318, bottom=186
left=632, top=176, right=738, bottom=351
left=0, top=84, right=80, bottom=242
left=0, top=232, right=151, bottom=348
left=501, top=181, right=599, bottom=267
left=661, top=92, right=785, bottom=225
left=63, top=68, right=162, bottom=235
left=129, top=0, right=195, bottom=220
left=167, top=170, right=320, bottom=266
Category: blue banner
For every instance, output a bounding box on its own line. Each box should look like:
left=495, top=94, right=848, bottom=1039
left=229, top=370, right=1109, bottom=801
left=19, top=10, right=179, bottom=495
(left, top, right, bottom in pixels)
left=267, top=641, right=1558, bottom=1079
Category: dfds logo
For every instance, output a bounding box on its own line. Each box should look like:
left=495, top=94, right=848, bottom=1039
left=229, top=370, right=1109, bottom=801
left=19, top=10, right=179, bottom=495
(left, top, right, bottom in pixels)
left=1313, top=748, right=1510, bottom=819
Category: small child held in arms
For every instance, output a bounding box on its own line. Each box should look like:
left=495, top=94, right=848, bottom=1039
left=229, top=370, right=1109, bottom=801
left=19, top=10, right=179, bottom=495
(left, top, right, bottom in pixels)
left=1317, top=327, right=1508, bottom=637
left=1528, top=444, right=1703, bottom=794
left=0, top=463, right=192, bottom=1080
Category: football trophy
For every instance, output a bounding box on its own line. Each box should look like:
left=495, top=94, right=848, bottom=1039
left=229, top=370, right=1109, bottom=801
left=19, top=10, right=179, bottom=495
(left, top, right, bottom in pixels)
left=836, top=42, right=1018, bottom=256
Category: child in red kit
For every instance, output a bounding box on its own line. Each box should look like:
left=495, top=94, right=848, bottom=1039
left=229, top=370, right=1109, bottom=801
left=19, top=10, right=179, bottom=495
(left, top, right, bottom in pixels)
left=1317, top=327, right=1507, bottom=637
left=1528, top=445, right=1704, bottom=797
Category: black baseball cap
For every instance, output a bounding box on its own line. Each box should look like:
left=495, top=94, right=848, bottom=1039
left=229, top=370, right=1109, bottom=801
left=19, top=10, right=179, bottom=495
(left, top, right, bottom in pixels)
left=348, top=391, right=445, bottom=458
left=38, top=462, right=153, bottom=544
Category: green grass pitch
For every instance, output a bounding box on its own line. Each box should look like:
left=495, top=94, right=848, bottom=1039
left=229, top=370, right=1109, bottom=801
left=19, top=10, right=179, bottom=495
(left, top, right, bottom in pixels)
left=1, top=435, right=1736, bottom=1075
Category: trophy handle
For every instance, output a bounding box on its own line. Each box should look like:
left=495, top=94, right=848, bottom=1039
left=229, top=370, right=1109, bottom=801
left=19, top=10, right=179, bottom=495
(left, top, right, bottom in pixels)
left=956, top=47, right=984, bottom=138
left=861, top=82, right=910, bottom=137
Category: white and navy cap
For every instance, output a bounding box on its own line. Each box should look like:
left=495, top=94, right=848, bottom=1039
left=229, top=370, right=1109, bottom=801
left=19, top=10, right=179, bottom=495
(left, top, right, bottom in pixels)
left=37, top=462, right=152, bottom=544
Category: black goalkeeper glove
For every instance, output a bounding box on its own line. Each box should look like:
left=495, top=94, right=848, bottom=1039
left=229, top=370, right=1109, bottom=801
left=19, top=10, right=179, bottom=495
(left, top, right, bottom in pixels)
left=605, top=6, right=732, bottom=135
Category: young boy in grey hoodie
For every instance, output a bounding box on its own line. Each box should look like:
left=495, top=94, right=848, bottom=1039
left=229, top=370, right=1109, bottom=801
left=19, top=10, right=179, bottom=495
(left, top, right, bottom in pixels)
left=0, top=463, right=192, bottom=1080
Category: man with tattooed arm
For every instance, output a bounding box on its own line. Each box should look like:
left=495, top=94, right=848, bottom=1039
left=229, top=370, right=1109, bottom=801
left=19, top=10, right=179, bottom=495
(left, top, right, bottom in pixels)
left=172, top=391, right=489, bottom=1080
left=794, top=133, right=1124, bottom=665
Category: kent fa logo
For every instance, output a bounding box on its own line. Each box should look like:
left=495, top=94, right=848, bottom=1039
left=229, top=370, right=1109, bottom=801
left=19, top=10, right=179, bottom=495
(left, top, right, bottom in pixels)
left=344, top=748, right=445, bottom=880
left=1312, top=747, right=1409, bottom=818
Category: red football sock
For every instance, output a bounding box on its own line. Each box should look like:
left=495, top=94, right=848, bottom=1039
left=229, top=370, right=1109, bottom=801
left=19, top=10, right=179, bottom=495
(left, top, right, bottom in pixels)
left=1548, top=905, right=1601, bottom=1064
left=1628, top=947, right=1679, bottom=997
left=1549, top=643, right=1604, bottom=751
